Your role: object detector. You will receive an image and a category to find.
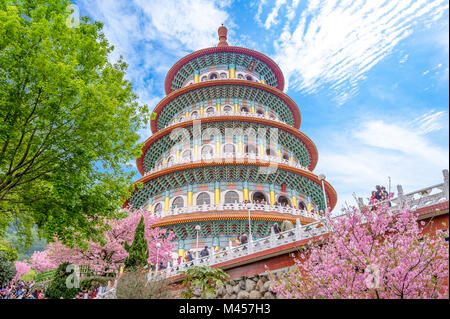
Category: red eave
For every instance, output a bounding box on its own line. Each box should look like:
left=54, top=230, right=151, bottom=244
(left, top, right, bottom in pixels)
left=151, top=79, right=301, bottom=134
left=164, top=46, right=285, bottom=94
left=137, top=116, right=318, bottom=175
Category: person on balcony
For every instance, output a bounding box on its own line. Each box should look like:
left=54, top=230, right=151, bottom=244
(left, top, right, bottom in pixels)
left=200, top=246, right=210, bottom=257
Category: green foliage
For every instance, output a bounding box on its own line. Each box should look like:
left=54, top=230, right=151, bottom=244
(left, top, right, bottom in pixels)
left=80, top=276, right=110, bottom=291
left=116, top=270, right=169, bottom=299
left=180, top=266, right=230, bottom=299
left=45, top=262, right=79, bottom=299
left=0, top=251, right=16, bottom=284
left=124, top=216, right=149, bottom=270
left=21, top=268, right=36, bottom=281
left=0, top=0, right=148, bottom=249
left=0, top=238, right=18, bottom=261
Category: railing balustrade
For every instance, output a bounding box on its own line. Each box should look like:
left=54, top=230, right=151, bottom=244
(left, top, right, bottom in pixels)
left=152, top=202, right=320, bottom=220
left=168, top=109, right=287, bottom=129
left=147, top=217, right=330, bottom=281
left=144, top=153, right=310, bottom=176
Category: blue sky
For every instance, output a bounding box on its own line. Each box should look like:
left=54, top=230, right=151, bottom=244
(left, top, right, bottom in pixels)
left=75, top=0, right=449, bottom=211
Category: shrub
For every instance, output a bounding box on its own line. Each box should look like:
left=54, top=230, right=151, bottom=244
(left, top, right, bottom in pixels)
left=180, top=266, right=230, bottom=299
left=21, top=269, right=37, bottom=281
left=45, top=262, right=80, bottom=299
left=0, top=251, right=16, bottom=284
left=124, top=216, right=149, bottom=270
left=116, top=269, right=169, bottom=299
left=80, top=277, right=111, bottom=291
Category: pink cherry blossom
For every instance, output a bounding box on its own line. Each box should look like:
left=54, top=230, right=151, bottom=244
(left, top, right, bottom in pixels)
left=270, top=202, right=449, bottom=299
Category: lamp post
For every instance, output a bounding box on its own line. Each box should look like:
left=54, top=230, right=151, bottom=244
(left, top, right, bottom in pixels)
left=318, top=174, right=328, bottom=214
left=155, top=242, right=161, bottom=273
left=195, top=225, right=201, bottom=259
left=246, top=202, right=253, bottom=250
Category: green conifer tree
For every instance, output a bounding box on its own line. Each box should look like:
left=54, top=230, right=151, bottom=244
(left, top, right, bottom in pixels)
left=124, top=216, right=149, bottom=270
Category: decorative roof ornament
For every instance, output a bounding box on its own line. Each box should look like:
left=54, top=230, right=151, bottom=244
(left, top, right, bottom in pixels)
left=217, top=24, right=228, bottom=47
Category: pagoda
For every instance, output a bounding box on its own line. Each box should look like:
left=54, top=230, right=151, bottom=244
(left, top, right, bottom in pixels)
left=126, top=26, right=337, bottom=258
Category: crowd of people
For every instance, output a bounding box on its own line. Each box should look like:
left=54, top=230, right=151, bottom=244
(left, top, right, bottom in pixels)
left=0, top=280, right=45, bottom=299
left=369, top=185, right=392, bottom=206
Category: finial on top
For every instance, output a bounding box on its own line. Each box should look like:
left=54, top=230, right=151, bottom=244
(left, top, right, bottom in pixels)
left=217, top=24, right=228, bottom=47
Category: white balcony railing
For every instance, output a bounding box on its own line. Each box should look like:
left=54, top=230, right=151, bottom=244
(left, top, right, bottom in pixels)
left=147, top=217, right=330, bottom=281
left=152, top=202, right=320, bottom=220
left=168, top=109, right=288, bottom=129
left=144, top=152, right=311, bottom=176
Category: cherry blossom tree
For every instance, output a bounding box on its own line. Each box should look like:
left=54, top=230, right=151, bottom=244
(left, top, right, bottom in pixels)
left=32, top=209, right=175, bottom=273
left=30, top=250, right=58, bottom=273
left=14, top=261, right=31, bottom=281
left=270, top=203, right=449, bottom=299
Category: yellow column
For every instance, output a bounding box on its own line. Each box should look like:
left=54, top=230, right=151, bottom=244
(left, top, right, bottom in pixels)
left=277, top=149, right=282, bottom=159
left=187, top=191, right=193, bottom=206
left=147, top=203, right=152, bottom=213
left=194, top=144, right=199, bottom=159
left=216, top=103, right=221, bottom=112
left=215, top=189, right=220, bottom=205
left=215, top=141, right=221, bottom=156
left=178, top=249, right=185, bottom=257
left=270, top=191, right=275, bottom=205
left=260, top=79, right=265, bottom=84
left=164, top=196, right=170, bottom=212
left=290, top=156, right=294, bottom=163
left=234, top=103, right=239, bottom=113
left=229, top=66, right=235, bottom=79
left=251, top=106, right=255, bottom=114
left=194, top=74, right=199, bottom=83
left=265, top=110, right=269, bottom=116
left=163, top=157, right=167, bottom=165
left=243, top=188, right=249, bottom=201
left=238, top=141, right=243, bottom=154
left=176, top=149, right=180, bottom=161
left=200, top=106, right=204, bottom=115
left=292, top=196, right=297, bottom=208
left=259, top=144, right=264, bottom=156
left=185, top=111, right=189, bottom=118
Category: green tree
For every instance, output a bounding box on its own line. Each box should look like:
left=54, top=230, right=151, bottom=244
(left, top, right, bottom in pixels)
left=123, top=216, right=148, bottom=270
left=45, top=262, right=79, bottom=299
left=0, top=238, right=18, bottom=261
left=0, top=251, right=16, bottom=284
left=0, top=0, right=148, bottom=248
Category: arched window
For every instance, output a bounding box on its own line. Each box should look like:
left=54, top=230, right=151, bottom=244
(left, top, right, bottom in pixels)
left=220, top=72, right=227, bottom=79
left=201, top=76, right=207, bottom=82
left=197, top=192, right=211, bottom=205
left=154, top=203, right=162, bottom=214
left=223, top=144, right=235, bottom=155
left=224, top=191, right=239, bottom=204
left=182, top=149, right=192, bottom=161
left=172, top=197, right=184, bottom=208
left=252, top=192, right=267, bottom=203
left=201, top=145, right=213, bottom=157
left=256, top=109, right=264, bottom=115
left=179, top=116, right=184, bottom=122
left=237, top=73, right=244, bottom=79
left=278, top=196, right=290, bottom=206
left=282, top=153, right=289, bottom=161
left=209, top=73, right=218, bottom=80
left=191, top=111, right=198, bottom=118
left=299, top=201, right=306, bottom=210
left=167, top=156, right=174, bottom=164
left=206, top=107, right=215, bottom=115
left=240, top=106, right=249, bottom=113
left=245, top=144, right=258, bottom=155
left=223, top=105, right=232, bottom=113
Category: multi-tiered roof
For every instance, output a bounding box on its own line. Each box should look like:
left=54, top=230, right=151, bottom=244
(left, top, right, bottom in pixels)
left=126, top=26, right=337, bottom=251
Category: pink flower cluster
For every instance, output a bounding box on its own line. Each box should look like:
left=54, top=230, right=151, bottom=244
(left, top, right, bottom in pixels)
left=14, top=261, right=31, bottom=280
left=30, top=208, right=175, bottom=273
left=270, top=203, right=449, bottom=299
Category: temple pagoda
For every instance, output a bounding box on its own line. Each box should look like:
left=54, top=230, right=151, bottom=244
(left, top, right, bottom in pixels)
left=126, top=26, right=337, bottom=257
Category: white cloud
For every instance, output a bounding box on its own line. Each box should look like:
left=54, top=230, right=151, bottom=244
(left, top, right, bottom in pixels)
left=315, top=110, right=449, bottom=210
left=264, top=0, right=287, bottom=29
left=266, top=0, right=449, bottom=104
